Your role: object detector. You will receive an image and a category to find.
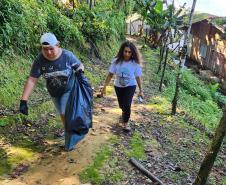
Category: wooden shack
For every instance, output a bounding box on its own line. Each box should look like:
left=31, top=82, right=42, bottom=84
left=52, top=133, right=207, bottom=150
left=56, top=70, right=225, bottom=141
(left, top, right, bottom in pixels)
left=189, top=16, right=226, bottom=79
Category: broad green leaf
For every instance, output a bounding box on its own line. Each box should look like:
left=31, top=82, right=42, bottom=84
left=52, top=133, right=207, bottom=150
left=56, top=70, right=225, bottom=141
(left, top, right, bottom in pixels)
left=154, top=0, right=163, bottom=14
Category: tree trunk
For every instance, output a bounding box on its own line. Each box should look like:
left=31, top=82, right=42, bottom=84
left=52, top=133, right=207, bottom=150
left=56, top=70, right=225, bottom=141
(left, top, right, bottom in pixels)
left=139, top=19, right=144, bottom=37
left=89, top=0, right=93, bottom=9
left=72, top=0, right=75, bottom=9
left=193, top=106, right=226, bottom=185
left=157, top=45, right=165, bottom=74
left=119, top=0, right=125, bottom=9
left=171, top=57, right=182, bottom=115
left=159, top=47, right=169, bottom=92
left=145, top=28, right=148, bottom=44
left=130, top=20, right=132, bottom=35
left=171, top=0, right=197, bottom=114
left=157, top=33, right=168, bottom=74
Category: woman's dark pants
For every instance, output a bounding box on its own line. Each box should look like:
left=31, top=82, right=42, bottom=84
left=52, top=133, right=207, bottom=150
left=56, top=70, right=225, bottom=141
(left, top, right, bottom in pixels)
left=114, top=85, right=136, bottom=123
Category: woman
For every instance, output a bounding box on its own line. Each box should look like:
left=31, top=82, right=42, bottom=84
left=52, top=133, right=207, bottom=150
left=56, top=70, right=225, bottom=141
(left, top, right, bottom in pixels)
left=101, top=41, right=144, bottom=132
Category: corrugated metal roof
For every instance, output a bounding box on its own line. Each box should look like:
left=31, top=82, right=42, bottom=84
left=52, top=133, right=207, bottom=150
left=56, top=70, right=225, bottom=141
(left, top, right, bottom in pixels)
left=126, top=13, right=142, bottom=23
left=184, top=13, right=225, bottom=33
left=191, top=13, right=217, bottom=24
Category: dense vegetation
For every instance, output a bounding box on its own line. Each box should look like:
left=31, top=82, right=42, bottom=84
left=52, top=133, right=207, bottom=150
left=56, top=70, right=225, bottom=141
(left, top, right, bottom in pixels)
left=0, top=0, right=128, bottom=109
left=143, top=49, right=222, bottom=133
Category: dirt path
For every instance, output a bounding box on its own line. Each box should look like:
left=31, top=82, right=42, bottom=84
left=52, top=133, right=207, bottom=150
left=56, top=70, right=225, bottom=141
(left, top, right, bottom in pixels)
left=2, top=37, right=224, bottom=185
left=0, top=37, right=142, bottom=185
left=1, top=93, right=123, bottom=185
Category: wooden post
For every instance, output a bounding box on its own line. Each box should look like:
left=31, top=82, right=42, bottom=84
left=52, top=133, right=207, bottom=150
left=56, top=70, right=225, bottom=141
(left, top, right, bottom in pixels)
left=157, top=33, right=168, bottom=74
left=72, top=0, right=75, bottom=9
left=159, top=47, right=169, bottom=91
left=193, top=106, right=226, bottom=185
left=89, top=0, right=93, bottom=9
left=171, top=0, right=197, bottom=115
left=145, top=28, right=148, bottom=44
left=130, top=20, right=132, bottom=35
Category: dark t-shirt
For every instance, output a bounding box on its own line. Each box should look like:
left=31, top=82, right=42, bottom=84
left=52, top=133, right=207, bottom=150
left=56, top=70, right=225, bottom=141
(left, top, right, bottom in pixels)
left=30, top=49, right=81, bottom=79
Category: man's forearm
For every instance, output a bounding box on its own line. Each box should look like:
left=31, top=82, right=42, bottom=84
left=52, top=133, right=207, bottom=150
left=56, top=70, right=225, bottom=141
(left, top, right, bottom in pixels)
left=21, top=77, right=38, bottom=100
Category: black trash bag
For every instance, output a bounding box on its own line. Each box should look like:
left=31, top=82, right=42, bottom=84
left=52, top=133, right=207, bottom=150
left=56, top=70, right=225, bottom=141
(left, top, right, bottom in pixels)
left=65, top=71, right=93, bottom=135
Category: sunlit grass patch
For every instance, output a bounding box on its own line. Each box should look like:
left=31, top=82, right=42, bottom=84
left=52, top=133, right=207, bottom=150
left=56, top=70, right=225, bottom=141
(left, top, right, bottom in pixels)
left=164, top=115, right=174, bottom=122
left=106, top=86, right=114, bottom=95
left=147, top=96, right=171, bottom=114
left=7, top=147, right=34, bottom=163
left=108, top=170, right=124, bottom=183
left=0, top=146, right=36, bottom=176
left=108, top=108, right=121, bottom=114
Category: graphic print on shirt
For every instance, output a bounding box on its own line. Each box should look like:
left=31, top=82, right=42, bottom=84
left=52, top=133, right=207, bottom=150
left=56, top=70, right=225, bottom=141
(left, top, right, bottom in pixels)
left=118, top=67, right=130, bottom=87
left=42, top=62, right=71, bottom=79
left=43, top=61, right=72, bottom=97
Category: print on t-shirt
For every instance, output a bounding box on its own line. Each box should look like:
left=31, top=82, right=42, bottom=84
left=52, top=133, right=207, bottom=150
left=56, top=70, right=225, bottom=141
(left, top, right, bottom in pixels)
left=108, top=59, right=142, bottom=87
left=118, top=67, right=130, bottom=87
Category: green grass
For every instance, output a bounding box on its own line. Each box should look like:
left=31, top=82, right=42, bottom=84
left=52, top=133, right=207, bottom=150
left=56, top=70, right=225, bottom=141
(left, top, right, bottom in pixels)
left=0, top=148, right=11, bottom=175
left=0, top=116, right=12, bottom=127
left=126, top=132, right=146, bottom=160
left=142, top=48, right=222, bottom=132
left=221, top=177, right=226, bottom=185
left=161, top=70, right=222, bottom=131
left=79, top=137, right=119, bottom=184
left=0, top=54, right=31, bottom=107
left=79, top=145, right=113, bottom=184
left=164, top=170, right=188, bottom=184
left=106, top=169, right=124, bottom=183
left=148, top=96, right=171, bottom=114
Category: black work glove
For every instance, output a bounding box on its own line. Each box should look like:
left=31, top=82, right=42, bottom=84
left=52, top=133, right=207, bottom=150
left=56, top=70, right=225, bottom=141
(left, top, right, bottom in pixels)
left=72, top=64, right=84, bottom=73
left=71, top=64, right=80, bottom=71
left=19, top=100, right=28, bottom=115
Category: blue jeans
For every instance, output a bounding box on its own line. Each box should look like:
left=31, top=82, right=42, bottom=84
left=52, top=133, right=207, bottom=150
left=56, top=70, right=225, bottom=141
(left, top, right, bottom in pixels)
left=51, top=90, right=71, bottom=115
left=52, top=90, right=86, bottom=151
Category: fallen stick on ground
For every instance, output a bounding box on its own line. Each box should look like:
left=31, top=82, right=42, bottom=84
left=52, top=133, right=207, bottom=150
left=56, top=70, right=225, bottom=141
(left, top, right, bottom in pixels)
left=129, top=157, right=165, bottom=185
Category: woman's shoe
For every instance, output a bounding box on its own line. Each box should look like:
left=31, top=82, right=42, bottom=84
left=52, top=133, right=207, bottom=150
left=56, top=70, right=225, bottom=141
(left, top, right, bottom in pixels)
left=123, top=122, right=131, bottom=132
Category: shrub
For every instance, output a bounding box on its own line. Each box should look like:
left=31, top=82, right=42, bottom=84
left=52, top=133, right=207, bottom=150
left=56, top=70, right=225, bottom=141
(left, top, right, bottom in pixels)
left=0, top=0, right=84, bottom=54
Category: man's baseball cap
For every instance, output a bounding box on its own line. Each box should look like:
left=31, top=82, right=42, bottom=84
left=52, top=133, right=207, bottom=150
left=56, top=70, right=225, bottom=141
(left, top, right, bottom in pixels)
left=40, top=32, right=59, bottom=47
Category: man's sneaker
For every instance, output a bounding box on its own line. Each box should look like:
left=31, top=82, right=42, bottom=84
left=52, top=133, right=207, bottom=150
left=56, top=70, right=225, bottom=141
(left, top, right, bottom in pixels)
left=54, top=130, right=65, bottom=138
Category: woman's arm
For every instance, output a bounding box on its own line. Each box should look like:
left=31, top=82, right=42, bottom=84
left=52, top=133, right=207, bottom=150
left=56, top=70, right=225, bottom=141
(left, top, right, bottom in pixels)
left=101, top=72, right=114, bottom=96
left=136, top=76, right=144, bottom=98
left=21, top=76, right=38, bottom=100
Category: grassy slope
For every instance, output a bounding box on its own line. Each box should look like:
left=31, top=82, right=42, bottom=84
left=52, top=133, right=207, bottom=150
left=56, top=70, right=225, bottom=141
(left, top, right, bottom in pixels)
left=0, top=0, right=125, bottom=178
left=0, top=39, right=120, bottom=177
left=142, top=45, right=225, bottom=184
left=79, top=39, right=226, bottom=185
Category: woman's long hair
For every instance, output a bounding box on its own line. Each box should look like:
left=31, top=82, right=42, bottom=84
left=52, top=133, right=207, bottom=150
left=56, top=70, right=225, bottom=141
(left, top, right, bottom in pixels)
left=115, top=41, right=142, bottom=64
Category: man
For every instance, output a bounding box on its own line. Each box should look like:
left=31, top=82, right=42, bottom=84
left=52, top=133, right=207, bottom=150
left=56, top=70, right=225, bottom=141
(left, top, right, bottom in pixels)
left=19, top=32, right=84, bottom=136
